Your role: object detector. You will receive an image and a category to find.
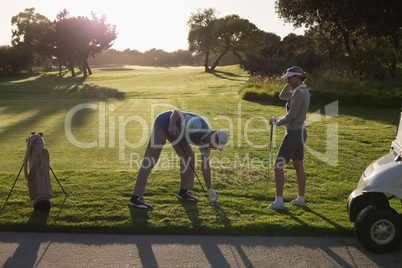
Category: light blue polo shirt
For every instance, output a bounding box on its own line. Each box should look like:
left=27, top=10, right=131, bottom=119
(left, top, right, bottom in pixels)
left=155, top=111, right=212, bottom=158
left=182, top=114, right=212, bottom=158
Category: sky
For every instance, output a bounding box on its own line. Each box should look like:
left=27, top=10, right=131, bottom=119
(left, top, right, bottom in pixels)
left=0, top=0, right=305, bottom=52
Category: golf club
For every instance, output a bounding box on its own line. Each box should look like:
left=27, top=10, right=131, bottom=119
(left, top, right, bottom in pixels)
left=178, top=142, right=220, bottom=208
left=263, top=122, right=274, bottom=204
left=268, top=122, right=274, bottom=179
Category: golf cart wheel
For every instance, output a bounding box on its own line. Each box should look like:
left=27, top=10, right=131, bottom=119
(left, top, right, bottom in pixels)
left=355, top=206, right=401, bottom=253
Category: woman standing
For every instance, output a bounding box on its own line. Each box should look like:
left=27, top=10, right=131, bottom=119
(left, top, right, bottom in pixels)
left=267, top=66, right=310, bottom=209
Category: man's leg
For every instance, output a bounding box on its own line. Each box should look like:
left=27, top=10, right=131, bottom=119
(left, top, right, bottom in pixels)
left=132, top=123, right=166, bottom=197
left=172, top=141, right=195, bottom=191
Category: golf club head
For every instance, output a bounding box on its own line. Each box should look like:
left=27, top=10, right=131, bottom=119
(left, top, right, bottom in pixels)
left=211, top=203, right=220, bottom=208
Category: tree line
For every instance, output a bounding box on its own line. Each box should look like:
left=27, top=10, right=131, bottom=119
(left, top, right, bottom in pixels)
left=1, top=1, right=401, bottom=80
left=0, top=8, right=116, bottom=77
left=272, top=0, right=402, bottom=79
left=186, top=1, right=401, bottom=80
left=87, top=48, right=240, bottom=67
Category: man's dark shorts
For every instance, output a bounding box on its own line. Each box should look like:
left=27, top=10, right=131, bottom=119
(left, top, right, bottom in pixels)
left=276, top=128, right=307, bottom=166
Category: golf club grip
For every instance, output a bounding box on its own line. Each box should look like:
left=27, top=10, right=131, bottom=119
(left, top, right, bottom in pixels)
left=270, top=123, right=273, bottom=142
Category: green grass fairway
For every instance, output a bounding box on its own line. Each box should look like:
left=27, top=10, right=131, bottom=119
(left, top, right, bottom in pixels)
left=0, top=65, right=400, bottom=236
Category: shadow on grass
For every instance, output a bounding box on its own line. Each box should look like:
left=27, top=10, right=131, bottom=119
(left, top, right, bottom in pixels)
left=0, top=72, right=126, bottom=141
left=179, top=199, right=232, bottom=229
left=27, top=208, right=50, bottom=228
left=338, top=106, right=401, bottom=126
left=179, top=199, right=201, bottom=228
left=303, top=206, right=351, bottom=234
left=53, top=196, right=68, bottom=222
left=128, top=207, right=150, bottom=229
left=276, top=205, right=353, bottom=236
left=209, top=69, right=248, bottom=81
left=213, top=204, right=232, bottom=228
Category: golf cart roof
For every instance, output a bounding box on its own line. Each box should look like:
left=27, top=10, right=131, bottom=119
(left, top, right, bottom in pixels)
left=396, top=110, right=402, bottom=145
left=392, top=109, right=402, bottom=155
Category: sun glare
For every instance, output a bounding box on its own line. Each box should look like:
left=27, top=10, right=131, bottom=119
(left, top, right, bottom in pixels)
left=2, top=0, right=305, bottom=52
left=57, top=0, right=189, bottom=52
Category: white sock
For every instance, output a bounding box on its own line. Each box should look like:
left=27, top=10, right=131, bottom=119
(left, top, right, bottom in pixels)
left=297, top=195, right=305, bottom=202
left=274, top=196, right=283, bottom=204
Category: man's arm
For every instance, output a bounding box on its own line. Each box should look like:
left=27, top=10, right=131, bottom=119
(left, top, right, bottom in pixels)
left=201, top=155, right=212, bottom=189
left=201, top=155, right=218, bottom=202
left=168, top=110, right=186, bottom=137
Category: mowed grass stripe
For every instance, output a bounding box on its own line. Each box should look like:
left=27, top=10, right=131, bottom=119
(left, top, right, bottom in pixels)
left=0, top=65, right=400, bottom=235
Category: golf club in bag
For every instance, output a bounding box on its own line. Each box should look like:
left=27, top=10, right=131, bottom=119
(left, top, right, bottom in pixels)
left=178, top=142, right=220, bottom=208
left=3, top=131, right=67, bottom=211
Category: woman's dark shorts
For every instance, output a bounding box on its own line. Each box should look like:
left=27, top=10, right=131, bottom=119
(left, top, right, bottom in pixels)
left=276, top=128, right=307, bottom=165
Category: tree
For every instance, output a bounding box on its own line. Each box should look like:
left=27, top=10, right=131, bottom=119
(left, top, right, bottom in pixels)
left=49, top=10, right=79, bottom=77
left=50, top=10, right=117, bottom=77
left=276, top=0, right=358, bottom=56
left=188, top=9, right=265, bottom=72
left=210, top=15, right=265, bottom=70
left=11, top=8, right=51, bottom=72
left=305, top=25, right=344, bottom=62
left=187, top=8, right=217, bottom=72
left=276, top=0, right=402, bottom=77
left=352, top=0, right=402, bottom=77
left=79, top=12, right=117, bottom=77
left=240, top=32, right=322, bottom=77
left=0, top=45, right=32, bottom=73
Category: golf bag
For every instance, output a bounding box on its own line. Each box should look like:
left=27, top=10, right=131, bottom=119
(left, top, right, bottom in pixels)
left=24, top=134, right=53, bottom=210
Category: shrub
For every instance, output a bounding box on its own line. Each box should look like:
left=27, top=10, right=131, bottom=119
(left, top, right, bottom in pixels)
left=239, top=69, right=402, bottom=108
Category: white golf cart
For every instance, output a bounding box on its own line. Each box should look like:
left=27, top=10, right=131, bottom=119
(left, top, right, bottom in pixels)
left=347, top=109, right=402, bottom=253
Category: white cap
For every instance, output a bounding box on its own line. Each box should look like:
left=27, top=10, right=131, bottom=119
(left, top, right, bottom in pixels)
left=281, top=71, right=302, bottom=78
left=216, top=130, right=228, bottom=151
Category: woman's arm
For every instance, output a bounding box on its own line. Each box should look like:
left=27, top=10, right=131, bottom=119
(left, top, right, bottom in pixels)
left=279, top=84, right=292, bottom=100
left=276, top=90, right=303, bottom=126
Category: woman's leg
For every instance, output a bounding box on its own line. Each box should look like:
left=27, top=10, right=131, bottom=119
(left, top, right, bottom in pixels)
left=274, top=160, right=285, bottom=197
left=291, top=128, right=307, bottom=200
left=292, top=160, right=306, bottom=196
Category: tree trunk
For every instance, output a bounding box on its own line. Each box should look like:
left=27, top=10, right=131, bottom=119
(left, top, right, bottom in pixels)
left=390, top=58, right=396, bottom=78
left=336, top=24, right=353, bottom=57
left=232, top=51, right=242, bottom=60
left=83, top=58, right=92, bottom=76
left=210, top=48, right=229, bottom=71
left=83, top=64, right=87, bottom=77
left=389, top=32, right=399, bottom=78
left=69, top=62, right=76, bottom=77
left=204, top=51, right=211, bottom=72
left=59, top=63, right=62, bottom=78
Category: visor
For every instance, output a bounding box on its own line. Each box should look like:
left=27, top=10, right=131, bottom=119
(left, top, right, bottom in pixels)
left=281, top=71, right=302, bottom=78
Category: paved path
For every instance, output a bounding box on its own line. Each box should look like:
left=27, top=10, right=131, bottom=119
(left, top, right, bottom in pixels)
left=1, top=232, right=401, bottom=267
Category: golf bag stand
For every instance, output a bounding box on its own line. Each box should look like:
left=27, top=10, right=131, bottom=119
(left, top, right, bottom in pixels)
left=2, top=162, right=24, bottom=210
left=3, top=131, right=67, bottom=210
